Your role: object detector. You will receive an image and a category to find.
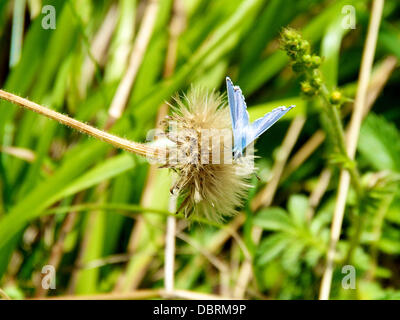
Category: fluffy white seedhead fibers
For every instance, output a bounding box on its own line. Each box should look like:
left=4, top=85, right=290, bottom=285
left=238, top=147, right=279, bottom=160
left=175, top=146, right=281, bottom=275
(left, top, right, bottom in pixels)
left=161, top=87, right=255, bottom=222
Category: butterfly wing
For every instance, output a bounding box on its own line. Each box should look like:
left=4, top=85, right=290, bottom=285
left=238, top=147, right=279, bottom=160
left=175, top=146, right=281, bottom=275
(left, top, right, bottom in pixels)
left=245, top=105, right=295, bottom=149
left=226, top=77, right=250, bottom=156
left=226, top=77, right=238, bottom=129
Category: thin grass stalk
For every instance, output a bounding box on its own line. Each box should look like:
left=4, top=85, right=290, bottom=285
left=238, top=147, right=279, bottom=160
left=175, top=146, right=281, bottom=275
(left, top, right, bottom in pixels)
left=164, top=193, right=177, bottom=293
left=106, top=0, right=159, bottom=128
left=306, top=168, right=332, bottom=221
left=0, top=288, right=11, bottom=300
left=116, top=0, right=185, bottom=292
left=163, top=0, right=186, bottom=296
left=34, top=193, right=85, bottom=297
left=9, top=0, right=25, bottom=67
left=90, top=0, right=160, bottom=292
left=175, top=231, right=231, bottom=296
left=79, top=4, right=118, bottom=97
left=251, top=115, right=306, bottom=211
left=234, top=116, right=306, bottom=298
left=319, top=0, right=385, bottom=300
left=0, top=146, right=35, bottom=162
left=37, top=6, right=121, bottom=296
left=175, top=214, right=249, bottom=290
left=305, top=56, right=397, bottom=222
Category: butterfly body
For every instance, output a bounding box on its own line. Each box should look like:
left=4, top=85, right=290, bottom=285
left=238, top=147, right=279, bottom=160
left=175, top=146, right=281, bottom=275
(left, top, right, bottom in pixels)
left=226, top=77, right=294, bottom=158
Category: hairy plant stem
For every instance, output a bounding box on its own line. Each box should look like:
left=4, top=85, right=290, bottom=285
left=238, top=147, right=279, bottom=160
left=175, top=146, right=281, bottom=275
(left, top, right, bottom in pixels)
left=319, top=84, right=363, bottom=198
left=318, top=85, right=365, bottom=268
left=344, top=210, right=363, bottom=265
left=0, top=90, right=162, bottom=159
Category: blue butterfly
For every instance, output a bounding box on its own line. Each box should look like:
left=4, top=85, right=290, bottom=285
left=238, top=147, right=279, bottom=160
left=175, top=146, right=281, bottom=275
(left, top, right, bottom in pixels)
left=226, top=77, right=295, bottom=158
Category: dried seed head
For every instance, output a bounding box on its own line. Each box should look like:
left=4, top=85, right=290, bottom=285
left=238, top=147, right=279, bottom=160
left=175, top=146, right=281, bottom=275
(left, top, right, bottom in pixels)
left=162, top=87, right=255, bottom=222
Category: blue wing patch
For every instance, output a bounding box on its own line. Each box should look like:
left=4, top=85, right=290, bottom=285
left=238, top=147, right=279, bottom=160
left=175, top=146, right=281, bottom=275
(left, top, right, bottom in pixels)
left=226, top=77, right=294, bottom=158
left=226, top=77, right=250, bottom=156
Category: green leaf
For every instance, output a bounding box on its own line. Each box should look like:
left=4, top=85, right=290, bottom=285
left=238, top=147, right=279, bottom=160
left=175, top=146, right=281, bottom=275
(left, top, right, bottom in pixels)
left=287, top=194, right=309, bottom=227
left=310, top=201, right=334, bottom=235
left=256, top=233, right=290, bottom=266
left=54, top=154, right=136, bottom=200
left=379, top=24, right=400, bottom=59
left=254, top=207, right=295, bottom=232
left=320, top=3, right=354, bottom=89
left=74, top=209, right=106, bottom=294
left=358, top=113, right=400, bottom=172
left=281, top=241, right=304, bottom=275
left=240, top=0, right=362, bottom=94
left=0, top=148, right=135, bottom=266
left=304, top=247, right=322, bottom=267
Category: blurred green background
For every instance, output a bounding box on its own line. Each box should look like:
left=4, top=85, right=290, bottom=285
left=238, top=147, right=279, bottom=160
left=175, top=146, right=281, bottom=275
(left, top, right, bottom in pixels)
left=0, top=0, right=399, bottom=300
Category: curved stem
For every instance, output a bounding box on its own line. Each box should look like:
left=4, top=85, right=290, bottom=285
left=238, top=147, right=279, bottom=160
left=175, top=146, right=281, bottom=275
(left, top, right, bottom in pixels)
left=0, top=90, right=162, bottom=159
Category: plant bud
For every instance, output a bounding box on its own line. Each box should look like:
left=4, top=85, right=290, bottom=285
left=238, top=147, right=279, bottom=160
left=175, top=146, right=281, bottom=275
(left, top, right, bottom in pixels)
left=330, top=91, right=342, bottom=104
left=310, top=55, right=321, bottom=68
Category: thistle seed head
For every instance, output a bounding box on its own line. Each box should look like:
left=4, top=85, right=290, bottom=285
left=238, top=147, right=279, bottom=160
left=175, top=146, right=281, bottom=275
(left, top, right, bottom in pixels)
left=161, top=87, right=255, bottom=222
